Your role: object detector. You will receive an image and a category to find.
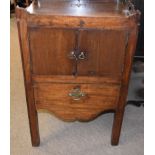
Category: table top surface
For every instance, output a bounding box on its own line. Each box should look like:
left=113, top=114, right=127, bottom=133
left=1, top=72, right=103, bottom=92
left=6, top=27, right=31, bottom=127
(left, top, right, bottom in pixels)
left=26, top=0, right=129, bottom=18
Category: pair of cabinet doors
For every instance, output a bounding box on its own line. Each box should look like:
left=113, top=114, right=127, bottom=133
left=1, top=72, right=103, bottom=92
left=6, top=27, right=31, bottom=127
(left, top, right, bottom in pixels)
left=29, top=27, right=128, bottom=78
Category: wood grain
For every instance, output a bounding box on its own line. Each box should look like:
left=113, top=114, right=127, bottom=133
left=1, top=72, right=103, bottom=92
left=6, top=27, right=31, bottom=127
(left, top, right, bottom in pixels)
left=29, top=27, right=76, bottom=75
left=29, top=27, right=128, bottom=77
left=34, top=83, right=120, bottom=121
left=16, top=19, right=40, bottom=146
left=16, top=4, right=138, bottom=30
left=32, top=75, right=121, bottom=84
left=111, top=27, right=139, bottom=145
left=78, top=29, right=127, bottom=77
left=16, top=0, right=140, bottom=146
left=27, top=0, right=126, bottom=17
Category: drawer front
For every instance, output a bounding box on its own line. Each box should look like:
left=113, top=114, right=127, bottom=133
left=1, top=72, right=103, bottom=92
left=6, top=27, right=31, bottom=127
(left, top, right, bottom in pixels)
left=34, top=83, right=120, bottom=121
left=29, top=27, right=127, bottom=78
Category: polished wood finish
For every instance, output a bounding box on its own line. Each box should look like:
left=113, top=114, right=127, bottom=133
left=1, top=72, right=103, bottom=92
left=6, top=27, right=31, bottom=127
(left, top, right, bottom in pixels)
left=26, top=0, right=129, bottom=17
left=32, top=75, right=121, bottom=84
left=16, top=19, right=40, bottom=146
left=34, top=83, right=120, bottom=121
left=16, top=1, right=139, bottom=29
left=29, top=27, right=127, bottom=76
left=29, top=27, right=76, bottom=75
left=111, top=26, right=138, bottom=145
left=16, top=0, right=140, bottom=146
left=78, top=29, right=127, bottom=76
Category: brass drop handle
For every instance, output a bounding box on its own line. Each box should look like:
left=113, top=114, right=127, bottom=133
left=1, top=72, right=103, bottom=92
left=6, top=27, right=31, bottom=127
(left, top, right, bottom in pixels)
left=68, top=86, right=86, bottom=100
left=78, top=51, right=86, bottom=60
left=68, top=51, right=86, bottom=60
left=68, top=51, right=87, bottom=76
left=68, top=51, right=77, bottom=60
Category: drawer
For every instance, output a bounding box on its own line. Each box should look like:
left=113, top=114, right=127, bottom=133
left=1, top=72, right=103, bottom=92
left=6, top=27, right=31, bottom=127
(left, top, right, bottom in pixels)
left=34, top=83, right=120, bottom=121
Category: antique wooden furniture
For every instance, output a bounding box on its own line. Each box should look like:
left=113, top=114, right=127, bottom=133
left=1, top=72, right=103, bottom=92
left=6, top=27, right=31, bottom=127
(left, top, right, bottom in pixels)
left=16, top=0, right=140, bottom=146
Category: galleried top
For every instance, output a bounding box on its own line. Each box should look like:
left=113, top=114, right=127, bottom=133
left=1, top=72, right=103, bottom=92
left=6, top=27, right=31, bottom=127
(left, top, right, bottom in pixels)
left=25, top=0, right=137, bottom=18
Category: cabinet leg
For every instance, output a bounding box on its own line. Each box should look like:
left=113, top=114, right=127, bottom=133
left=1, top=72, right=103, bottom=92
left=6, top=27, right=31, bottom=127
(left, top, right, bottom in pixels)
left=111, top=110, right=124, bottom=145
left=27, top=105, right=40, bottom=146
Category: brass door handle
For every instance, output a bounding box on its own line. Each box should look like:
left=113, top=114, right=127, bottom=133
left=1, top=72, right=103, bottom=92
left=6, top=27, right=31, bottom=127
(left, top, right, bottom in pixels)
left=68, top=51, right=77, bottom=60
left=68, top=51, right=87, bottom=76
left=68, top=51, right=86, bottom=60
left=78, top=51, right=86, bottom=60
left=68, top=86, right=86, bottom=100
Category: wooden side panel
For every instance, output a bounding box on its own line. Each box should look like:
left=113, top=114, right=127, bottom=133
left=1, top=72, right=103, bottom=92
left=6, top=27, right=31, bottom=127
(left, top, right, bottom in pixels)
left=16, top=18, right=40, bottom=146
left=34, top=83, right=120, bottom=121
left=111, top=27, right=139, bottom=145
left=78, top=29, right=127, bottom=77
left=29, top=28, right=76, bottom=75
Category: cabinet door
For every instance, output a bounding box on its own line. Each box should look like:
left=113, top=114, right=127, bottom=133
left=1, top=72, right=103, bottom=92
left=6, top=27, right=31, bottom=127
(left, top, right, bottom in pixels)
left=29, top=28, right=76, bottom=75
left=78, top=30, right=128, bottom=77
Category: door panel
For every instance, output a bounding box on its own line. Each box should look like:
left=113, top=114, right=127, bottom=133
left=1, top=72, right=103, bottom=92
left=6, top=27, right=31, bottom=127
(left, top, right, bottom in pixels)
left=29, top=28, right=76, bottom=75
left=78, top=30, right=127, bottom=77
left=29, top=28, right=127, bottom=77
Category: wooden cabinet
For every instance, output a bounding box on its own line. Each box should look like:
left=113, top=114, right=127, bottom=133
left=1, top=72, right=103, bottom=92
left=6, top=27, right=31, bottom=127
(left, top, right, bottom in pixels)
left=16, top=0, right=140, bottom=146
